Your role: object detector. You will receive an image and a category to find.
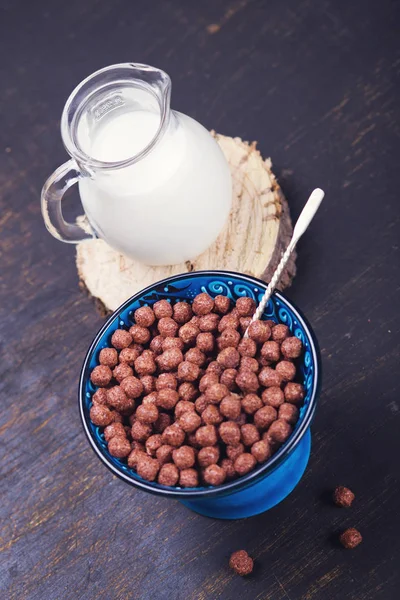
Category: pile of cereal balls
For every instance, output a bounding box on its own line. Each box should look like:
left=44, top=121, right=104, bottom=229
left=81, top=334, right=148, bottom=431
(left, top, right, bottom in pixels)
left=89, top=293, right=305, bottom=488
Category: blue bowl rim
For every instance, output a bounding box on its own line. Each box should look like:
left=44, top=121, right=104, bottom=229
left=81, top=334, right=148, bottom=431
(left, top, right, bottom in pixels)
left=79, top=269, right=321, bottom=499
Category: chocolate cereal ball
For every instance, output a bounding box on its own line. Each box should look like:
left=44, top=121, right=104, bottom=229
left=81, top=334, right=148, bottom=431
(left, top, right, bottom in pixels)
left=197, top=332, right=215, bottom=354
left=221, top=458, right=236, bottom=480
left=254, top=405, right=277, bottom=430
left=206, top=361, right=223, bottom=375
left=236, top=370, right=259, bottom=393
left=131, top=421, right=152, bottom=442
left=251, top=439, right=271, bottom=463
left=108, top=436, right=131, bottom=458
left=278, top=403, right=299, bottom=425
left=199, top=372, right=219, bottom=393
left=197, top=446, right=220, bottom=467
left=134, top=353, right=156, bottom=376
left=90, top=365, right=112, bottom=387
left=113, top=363, right=133, bottom=383
left=127, top=448, right=146, bottom=469
left=157, top=317, right=179, bottom=338
left=240, top=356, right=259, bottom=373
left=150, top=335, right=164, bottom=355
left=229, top=550, right=254, bottom=576
left=172, top=445, right=196, bottom=469
left=281, top=336, right=303, bottom=359
left=128, top=324, right=150, bottom=345
left=111, top=411, right=124, bottom=424
left=237, top=338, right=257, bottom=358
left=156, top=444, right=174, bottom=465
left=217, top=347, right=240, bottom=369
left=136, top=404, right=159, bottom=425
left=177, top=323, right=199, bottom=346
left=262, top=386, right=285, bottom=408
left=92, top=388, right=108, bottom=405
left=175, top=400, right=196, bottom=419
left=120, top=376, right=143, bottom=399
left=220, top=368, right=238, bottom=391
left=248, top=320, right=271, bottom=344
left=236, top=297, right=256, bottom=317
left=242, top=393, right=263, bottom=415
left=178, top=361, right=200, bottom=382
left=267, top=419, right=292, bottom=443
left=119, top=347, right=141, bottom=364
left=153, top=299, right=173, bottom=319
left=203, top=464, right=226, bottom=486
left=271, top=323, right=290, bottom=343
left=158, top=463, right=180, bottom=486
left=134, top=306, right=155, bottom=328
left=142, top=392, right=158, bottom=406
left=195, top=424, right=218, bottom=447
left=99, top=347, right=119, bottom=368
left=156, top=373, right=178, bottom=391
left=214, top=294, right=231, bottom=315
left=205, top=383, right=229, bottom=404
left=185, top=347, right=206, bottom=366
left=192, top=293, right=214, bottom=315
left=218, top=328, right=241, bottom=350
left=104, top=422, right=126, bottom=442
left=156, top=348, right=183, bottom=372
left=107, top=386, right=134, bottom=412
left=111, top=329, right=133, bottom=349
left=145, top=434, right=163, bottom=456
left=179, top=468, right=199, bottom=487
left=258, top=367, right=282, bottom=388
left=179, top=411, right=202, bottom=433
left=162, top=337, right=184, bottom=352
left=333, top=486, right=355, bottom=508
left=239, top=316, right=252, bottom=335
left=173, top=301, right=193, bottom=324
left=226, top=443, right=245, bottom=461
left=90, top=404, right=114, bottom=427
left=339, top=528, right=362, bottom=549
left=219, top=421, right=241, bottom=446
left=284, top=382, right=305, bottom=405
left=218, top=313, right=239, bottom=333
left=202, top=404, right=223, bottom=425
left=275, top=360, right=296, bottom=382
left=261, top=341, right=281, bottom=363
left=153, top=413, right=172, bottom=434
left=199, top=313, right=220, bottom=332
left=195, top=395, right=208, bottom=414
left=220, top=395, right=241, bottom=420
left=136, top=455, right=159, bottom=481
left=162, top=423, right=186, bottom=447
left=234, top=453, right=257, bottom=476
left=241, top=424, right=260, bottom=447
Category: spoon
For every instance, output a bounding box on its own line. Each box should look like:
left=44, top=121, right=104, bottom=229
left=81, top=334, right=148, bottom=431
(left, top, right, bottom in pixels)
left=244, top=188, right=325, bottom=337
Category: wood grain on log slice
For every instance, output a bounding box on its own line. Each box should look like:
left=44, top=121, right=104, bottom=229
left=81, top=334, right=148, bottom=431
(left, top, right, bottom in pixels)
left=76, top=133, right=296, bottom=314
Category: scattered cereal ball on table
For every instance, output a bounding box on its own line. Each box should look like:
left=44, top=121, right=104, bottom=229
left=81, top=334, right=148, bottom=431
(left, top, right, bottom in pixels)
left=111, top=329, right=133, bottom=349
left=234, top=453, right=257, bottom=476
left=218, top=328, right=241, bottom=350
left=262, top=386, right=285, bottom=408
left=119, top=347, right=141, bottom=364
left=158, top=463, right=180, bottom=486
left=217, top=347, right=240, bottom=369
left=199, top=313, right=220, bottom=332
left=202, top=404, right=223, bottom=425
left=248, top=320, right=271, bottom=344
left=276, top=360, right=296, bottom=382
left=156, top=444, right=174, bottom=465
left=156, top=389, right=179, bottom=410
left=218, top=313, right=239, bottom=333
left=237, top=338, right=257, bottom=358
left=242, top=393, right=263, bottom=415
left=131, top=421, right=153, bottom=442
left=221, top=458, right=236, bottom=480
left=136, top=455, right=160, bottom=481
left=113, top=363, right=133, bottom=383
left=134, top=353, right=156, bottom=376
left=214, top=295, right=231, bottom=315
left=173, top=301, right=193, bottom=324
left=108, top=436, right=131, bottom=458
left=278, top=403, right=299, bottom=425
left=192, top=293, right=214, bottom=315
left=333, top=486, right=355, bottom=508
left=254, top=406, right=277, bottom=430
left=153, top=299, right=173, bottom=319
left=339, top=528, right=362, bottom=549
left=258, top=367, right=282, bottom=388
left=205, top=383, right=230, bottom=404
left=179, top=468, right=199, bottom=487
left=260, top=341, right=281, bottom=363
left=179, top=410, right=202, bottom=433
left=219, top=421, right=241, bottom=446
left=251, top=439, right=271, bottom=463
left=156, top=348, right=183, bottom=372
left=107, top=386, right=134, bottom=412
left=157, top=317, right=179, bottom=338
left=92, top=388, right=108, bottom=405
left=185, top=347, right=206, bottom=366
left=236, top=297, right=256, bottom=317
left=220, top=395, right=241, bottom=420
left=179, top=322, right=200, bottom=345
left=281, top=336, right=303, bottom=359
left=145, top=434, right=163, bottom=456
left=197, top=332, right=215, bottom=353
left=267, top=419, right=292, bottom=443
left=99, top=347, right=118, bottom=368
left=136, top=404, right=159, bottom=424
left=229, top=550, right=254, bottom=576
left=104, top=422, right=126, bottom=442
left=195, top=424, right=218, bottom=447
left=236, top=370, right=259, bottom=393
left=154, top=412, right=172, bottom=434
left=178, top=361, right=200, bottom=382
left=197, top=446, right=220, bottom=467
left=134, top=306, right=155, bottom=328
left=90, top=365, right=112, bottom=387
left=161, top=423, right=186, bottom=447
left=172, top=445, right=196, bottom=469
left=226, top=443, right=245, bottom=461
left=203, top=464, right=226, bottom=486
left=284, top=382, right=305, bottom=405
left=90, top=404, right=114, bottom=427
left=241, top=424, right=260, bottom=447
left=271, top=324, right=290, bottom=343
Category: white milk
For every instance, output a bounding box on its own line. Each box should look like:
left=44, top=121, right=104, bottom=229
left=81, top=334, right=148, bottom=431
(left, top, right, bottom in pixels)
left=78, top=109, right=232, bottom=265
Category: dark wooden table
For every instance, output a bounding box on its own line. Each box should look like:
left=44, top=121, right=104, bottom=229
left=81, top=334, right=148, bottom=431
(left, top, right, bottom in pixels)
left=1, top=1, right=399, bottom=598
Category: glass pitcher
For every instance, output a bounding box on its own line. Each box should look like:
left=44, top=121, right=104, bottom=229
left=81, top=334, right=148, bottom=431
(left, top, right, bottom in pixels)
left=41, top=63, right=232, bottom=266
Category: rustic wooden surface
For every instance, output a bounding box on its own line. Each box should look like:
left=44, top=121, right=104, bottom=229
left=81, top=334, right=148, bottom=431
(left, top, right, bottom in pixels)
left=1, top=1, right=399, bottom=599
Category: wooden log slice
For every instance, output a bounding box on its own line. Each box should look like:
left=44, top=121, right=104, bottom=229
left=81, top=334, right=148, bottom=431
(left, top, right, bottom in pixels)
left=76, top=132, right=296, bottom=315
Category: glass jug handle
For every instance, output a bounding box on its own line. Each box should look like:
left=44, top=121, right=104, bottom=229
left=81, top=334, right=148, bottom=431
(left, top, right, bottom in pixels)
left=41, top=159, right=95, bottom=243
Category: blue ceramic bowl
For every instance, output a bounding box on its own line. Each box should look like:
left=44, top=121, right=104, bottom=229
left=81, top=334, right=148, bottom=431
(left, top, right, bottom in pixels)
left=79, top=270, right=321, bottom=519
